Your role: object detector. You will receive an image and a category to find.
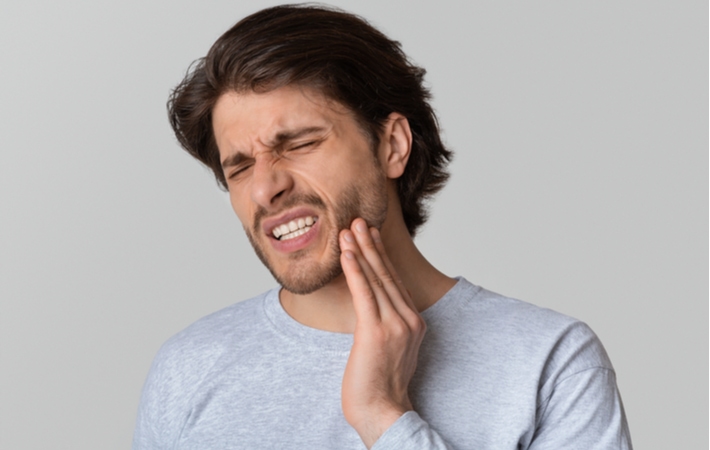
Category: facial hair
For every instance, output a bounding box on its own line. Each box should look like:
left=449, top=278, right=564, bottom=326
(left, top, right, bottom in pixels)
left=244, top=175, right=387, bottom=295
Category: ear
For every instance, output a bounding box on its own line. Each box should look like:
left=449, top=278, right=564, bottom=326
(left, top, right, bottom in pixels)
left=378, top=112, right=412, bottom=179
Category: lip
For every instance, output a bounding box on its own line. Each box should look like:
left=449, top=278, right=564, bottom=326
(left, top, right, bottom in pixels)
left=261, top=207, right=320, bottom=236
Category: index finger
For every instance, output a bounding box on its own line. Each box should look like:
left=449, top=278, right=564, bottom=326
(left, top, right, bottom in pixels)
left=340, top=231, right=381, bottom=323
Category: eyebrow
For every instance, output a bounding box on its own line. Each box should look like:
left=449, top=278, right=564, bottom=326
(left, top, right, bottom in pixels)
left=268, top=126, right=327, bottom=147
left=221, top=126, right=327, bottom=169
left=221, top=152, right=249, bottom=170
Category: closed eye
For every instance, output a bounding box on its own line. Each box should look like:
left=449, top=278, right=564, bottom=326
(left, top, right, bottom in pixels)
left=289, top=140, right=318, bottom=151
left=228, top=164, right=253, bottom=180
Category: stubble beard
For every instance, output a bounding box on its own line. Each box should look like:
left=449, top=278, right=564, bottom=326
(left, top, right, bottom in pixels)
left=245, top=175, right=388, bottom=295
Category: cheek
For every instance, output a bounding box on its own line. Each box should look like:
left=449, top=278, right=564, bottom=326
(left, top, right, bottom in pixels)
left=294, top=156, right=362, bottom=189
left=228, top=190, right=251, bottom=225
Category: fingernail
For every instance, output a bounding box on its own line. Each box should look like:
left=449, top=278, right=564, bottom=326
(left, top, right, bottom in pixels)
left=343, top=250, right=355, bottom=260
left=355, top=220, right=366, bottom=233
left=343, top=231, right=354, bottom=243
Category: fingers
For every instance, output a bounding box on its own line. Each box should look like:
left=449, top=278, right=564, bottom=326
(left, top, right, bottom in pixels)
left=340, top=218, right=421, bottom=327
left=340, top=244, right=381, bottom=322
left=368, top=228, right=418, bottom=313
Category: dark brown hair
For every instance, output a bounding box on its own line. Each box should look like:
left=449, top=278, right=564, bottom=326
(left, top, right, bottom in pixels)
left=168, top=4, right=452, bottom=236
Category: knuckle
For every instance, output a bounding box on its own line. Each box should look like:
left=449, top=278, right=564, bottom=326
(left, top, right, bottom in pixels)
left=389, top=318, right=409, bottom=337
left=368, top=275, right=384, bottom=289
left=362, top=288, right=377, bottom=303
left=414, top=317, right=427, bottom=334
left=378, top=271, right=395, bottom=285
left=417, top=318, right=426, bottom=335
left=360, top=238, right=377, bottom=251
left=406, top=315, right=426, bottom=334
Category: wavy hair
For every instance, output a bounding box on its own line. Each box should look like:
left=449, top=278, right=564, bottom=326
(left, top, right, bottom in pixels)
left=168, top=4, right=452, bottom=236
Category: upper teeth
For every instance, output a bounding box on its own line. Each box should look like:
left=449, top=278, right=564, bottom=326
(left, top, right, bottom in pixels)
left=272, top=216, right=316, bottom=240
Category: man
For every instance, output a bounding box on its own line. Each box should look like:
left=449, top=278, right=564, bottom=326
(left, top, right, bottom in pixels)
left=134, top=5, right=631, bottom=449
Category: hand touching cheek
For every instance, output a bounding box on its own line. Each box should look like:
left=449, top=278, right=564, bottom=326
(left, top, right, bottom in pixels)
left=339, top=218, right=427, bottom=449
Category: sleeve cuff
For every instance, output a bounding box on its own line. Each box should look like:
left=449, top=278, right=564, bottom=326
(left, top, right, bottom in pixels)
left=371, top=411, right=449, bottom=450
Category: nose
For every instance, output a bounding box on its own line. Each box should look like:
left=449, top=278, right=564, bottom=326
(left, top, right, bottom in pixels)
left=250, top=154, right=293, bottom=210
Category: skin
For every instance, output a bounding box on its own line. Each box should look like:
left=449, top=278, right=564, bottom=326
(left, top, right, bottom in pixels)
left=212, top=85, right=456, bottom=448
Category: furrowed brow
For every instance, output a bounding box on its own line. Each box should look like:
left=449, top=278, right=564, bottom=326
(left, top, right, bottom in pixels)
left=269, top=126, right=326, bottom=147
left=220, top=126, right=327, bottom=169
left=221, top=152, right=250, bottom=170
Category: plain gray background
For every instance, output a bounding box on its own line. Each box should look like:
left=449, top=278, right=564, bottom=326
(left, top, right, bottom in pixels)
left=1, top=1, right=706, bottom=448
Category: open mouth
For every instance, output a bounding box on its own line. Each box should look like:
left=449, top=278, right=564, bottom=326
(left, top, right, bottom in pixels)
left=271, top=216, right=318, bottom=241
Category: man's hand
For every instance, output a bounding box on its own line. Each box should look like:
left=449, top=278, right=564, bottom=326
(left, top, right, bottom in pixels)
left=339, top=218, right=427, bottom=449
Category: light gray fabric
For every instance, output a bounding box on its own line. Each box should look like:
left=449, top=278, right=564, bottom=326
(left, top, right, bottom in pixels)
left=133, top=278, right=632, bottom=449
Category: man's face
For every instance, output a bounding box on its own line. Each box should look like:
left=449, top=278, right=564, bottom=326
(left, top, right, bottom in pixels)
left=212, top=86, right=388, bottom=294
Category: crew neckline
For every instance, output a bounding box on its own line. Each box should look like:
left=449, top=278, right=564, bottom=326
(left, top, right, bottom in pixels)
left=262, top=277, right=477, bottom=352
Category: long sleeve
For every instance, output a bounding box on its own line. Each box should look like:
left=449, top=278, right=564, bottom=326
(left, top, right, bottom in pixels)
left=529, top=367, right=632, bottom=449
left=372, top=366, right=631, bottom=450
left=372, top=411, right=451, bottom=449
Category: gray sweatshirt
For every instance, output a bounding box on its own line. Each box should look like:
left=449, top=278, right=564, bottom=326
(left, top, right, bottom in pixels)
left=133, top=278, right=632, bottom=449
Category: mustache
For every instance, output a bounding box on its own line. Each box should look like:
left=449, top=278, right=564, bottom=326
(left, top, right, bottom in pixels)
left=252, top=193, right=326, bottom=235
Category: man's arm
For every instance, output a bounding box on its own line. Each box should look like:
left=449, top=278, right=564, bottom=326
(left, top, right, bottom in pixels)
left=339, top=218, right=446, bottom=448
left=529, top=325, right=633, bottom=450
left=337, top=218, right=632, bottom=450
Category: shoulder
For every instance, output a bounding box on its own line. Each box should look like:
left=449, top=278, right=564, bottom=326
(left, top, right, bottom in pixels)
left=430, top=278, right=588, bottom=337
left=480, top=283, right=610, bottom=368
left=426, top=278, right=613, bottom=375
left=417, top=279, right=630, bottom=447
left=153, top=288, right=275, bottom=376
left=133, top=289, right=277, bottom=447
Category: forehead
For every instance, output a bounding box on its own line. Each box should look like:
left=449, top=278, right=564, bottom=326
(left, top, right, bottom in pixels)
left=212, top=86, right=353, bottom=150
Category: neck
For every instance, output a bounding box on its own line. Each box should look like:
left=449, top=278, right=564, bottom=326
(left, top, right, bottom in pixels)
left=280, top=214, right=456, bottom=333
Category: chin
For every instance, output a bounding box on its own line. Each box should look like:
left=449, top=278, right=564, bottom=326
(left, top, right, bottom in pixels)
left=276, top=263, right=344, bottom=295
left=247, top=225, right=344, bottom=295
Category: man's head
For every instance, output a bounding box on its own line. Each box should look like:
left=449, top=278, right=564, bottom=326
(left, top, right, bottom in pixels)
left=211, top=85, right=394, bottom=294
left=168, top=4, right=452, bottom=237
